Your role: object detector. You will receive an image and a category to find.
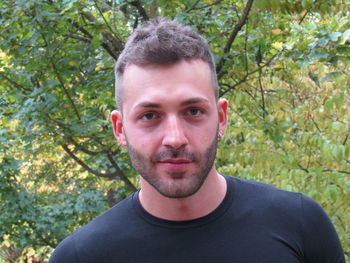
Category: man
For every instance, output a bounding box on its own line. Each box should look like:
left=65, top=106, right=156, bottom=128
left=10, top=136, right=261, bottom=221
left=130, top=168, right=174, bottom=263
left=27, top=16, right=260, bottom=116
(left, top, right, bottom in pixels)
left=49, top=18, right=344, bottom=263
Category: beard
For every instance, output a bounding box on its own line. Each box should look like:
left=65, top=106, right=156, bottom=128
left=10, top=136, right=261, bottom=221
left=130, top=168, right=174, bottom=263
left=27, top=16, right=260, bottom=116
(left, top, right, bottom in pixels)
left=126, top=130, right=219, bottom=199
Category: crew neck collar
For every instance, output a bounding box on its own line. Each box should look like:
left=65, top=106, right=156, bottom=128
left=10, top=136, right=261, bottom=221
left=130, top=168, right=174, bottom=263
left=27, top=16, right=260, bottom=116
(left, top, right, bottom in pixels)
left=132, top=175, right=234, bottom=229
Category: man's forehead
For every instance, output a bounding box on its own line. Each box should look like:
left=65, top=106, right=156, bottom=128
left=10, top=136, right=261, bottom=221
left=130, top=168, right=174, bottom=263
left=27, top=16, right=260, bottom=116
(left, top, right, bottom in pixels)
left=123, top=60, right=211, bottom=88
left=120, top=59, right=215, bottom=112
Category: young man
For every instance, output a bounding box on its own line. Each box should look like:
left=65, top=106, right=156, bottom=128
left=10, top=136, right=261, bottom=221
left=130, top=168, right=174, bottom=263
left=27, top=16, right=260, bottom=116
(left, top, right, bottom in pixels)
left=49, top=18, right=344, bottom=263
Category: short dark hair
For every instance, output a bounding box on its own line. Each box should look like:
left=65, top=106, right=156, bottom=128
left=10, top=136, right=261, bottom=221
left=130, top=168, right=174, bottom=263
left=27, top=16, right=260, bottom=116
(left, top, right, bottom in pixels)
left=115, top=17, right=218, bottom=108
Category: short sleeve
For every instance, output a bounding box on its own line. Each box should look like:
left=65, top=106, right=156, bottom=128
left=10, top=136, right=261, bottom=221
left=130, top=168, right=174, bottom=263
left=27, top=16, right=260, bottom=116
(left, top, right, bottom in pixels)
left=301, top=194, right=345, bottom=263
left=48, top=234, right=79, bottom=263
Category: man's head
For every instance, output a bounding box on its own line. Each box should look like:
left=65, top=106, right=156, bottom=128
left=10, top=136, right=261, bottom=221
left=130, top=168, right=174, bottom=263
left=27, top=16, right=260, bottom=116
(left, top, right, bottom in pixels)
left=111, top=18, right=227, bottom=199
left=115, top=17, right=218, bottom=109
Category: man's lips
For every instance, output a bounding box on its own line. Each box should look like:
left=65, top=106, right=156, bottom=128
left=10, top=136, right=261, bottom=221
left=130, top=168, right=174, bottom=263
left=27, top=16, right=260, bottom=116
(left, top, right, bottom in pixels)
left=158, top=159, right=192, bottom=171
left=158, top=158, right=191, bottom=164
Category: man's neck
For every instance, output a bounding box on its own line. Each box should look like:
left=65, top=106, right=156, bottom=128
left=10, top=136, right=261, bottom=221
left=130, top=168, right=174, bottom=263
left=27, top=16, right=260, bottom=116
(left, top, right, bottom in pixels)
left=138, top=170, right=227, bottom=221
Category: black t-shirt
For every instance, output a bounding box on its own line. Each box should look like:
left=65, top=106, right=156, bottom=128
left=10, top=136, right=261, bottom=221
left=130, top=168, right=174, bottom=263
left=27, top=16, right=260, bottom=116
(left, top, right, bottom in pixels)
left=49, top=175, right=345, bottom=263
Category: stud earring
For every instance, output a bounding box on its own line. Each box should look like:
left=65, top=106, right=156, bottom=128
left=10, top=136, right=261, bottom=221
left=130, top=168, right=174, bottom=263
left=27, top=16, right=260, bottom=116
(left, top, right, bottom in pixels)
left=218, top=132, right=223, bottom=140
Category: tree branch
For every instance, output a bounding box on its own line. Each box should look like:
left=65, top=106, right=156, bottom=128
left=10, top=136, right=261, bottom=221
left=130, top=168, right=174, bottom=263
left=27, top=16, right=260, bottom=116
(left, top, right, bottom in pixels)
left=298, top=10, right=309, bottom=24
left=35, top=21, right=82, bottom=121
left=68, top=17, right=121, bottom=60
left=185, top=0, right=222, bottom=12
left=258, top=67, right=267, bottom=118
left=65, top=34, right=91, bottom=43
left=310, top=116, right=321, bottom=133
left=216, top=0, right=254, bottom=76
left=185, top=0, right=201, bottom=12
left=67, top=136, right=112, bottom=156
left=322, top=168, right=350, bottom=175
left=11, top=199, right=56, bottom=248
left=91, top=0, right=124, bottom=45
left=25, top=219, right=56, bottom=248
left=219, top=51, right=280, bottom=97
left=0, top=72, right=31, bottom=93
left=68, top=18, right=94, bottom=39
left=244, top=22, right=249, bottom=74
left=298, top=164, right=309, bottom=173
left=79, top=11, right=123, bottom=60
left=342, top=134, right=348, bottom=145
left=100, top=39, right=121, bottom=61
left=50, top=57, right=82, bottom=121
left=130, top=0, right=149, bottom=21
left=298, top=164, right=350, bottom=175
left=61, top=144, right=117, bottom=179
left=106, top=151, right=138, bottom=192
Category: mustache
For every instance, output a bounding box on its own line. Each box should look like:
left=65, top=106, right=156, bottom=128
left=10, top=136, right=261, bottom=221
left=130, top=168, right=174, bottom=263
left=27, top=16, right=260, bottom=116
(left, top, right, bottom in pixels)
left=151, top=147, right=198, bottom=162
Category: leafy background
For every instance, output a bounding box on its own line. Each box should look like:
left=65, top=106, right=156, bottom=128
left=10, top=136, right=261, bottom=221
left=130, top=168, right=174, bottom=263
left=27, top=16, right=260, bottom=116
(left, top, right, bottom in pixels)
left=0, top=0, right=349, bottom=262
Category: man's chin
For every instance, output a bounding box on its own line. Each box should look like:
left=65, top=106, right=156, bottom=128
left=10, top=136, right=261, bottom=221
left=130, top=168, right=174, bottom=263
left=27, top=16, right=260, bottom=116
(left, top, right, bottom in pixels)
left=148, top=176, right=205, bottom=199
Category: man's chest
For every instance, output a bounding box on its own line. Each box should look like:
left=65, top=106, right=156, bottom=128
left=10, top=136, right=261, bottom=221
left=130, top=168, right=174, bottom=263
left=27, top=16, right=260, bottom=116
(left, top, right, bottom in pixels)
left=82, top=224, right=303, bottom=263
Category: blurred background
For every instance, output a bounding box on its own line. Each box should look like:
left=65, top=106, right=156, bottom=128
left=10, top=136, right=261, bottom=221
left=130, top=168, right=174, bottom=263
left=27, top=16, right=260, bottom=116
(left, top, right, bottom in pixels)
left=0, top=0, right=349, bottom=262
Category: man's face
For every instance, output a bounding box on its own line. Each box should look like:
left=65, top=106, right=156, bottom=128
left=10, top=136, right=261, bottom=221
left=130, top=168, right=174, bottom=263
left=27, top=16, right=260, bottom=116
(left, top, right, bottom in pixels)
left=112, top=59, right=227, bottom=198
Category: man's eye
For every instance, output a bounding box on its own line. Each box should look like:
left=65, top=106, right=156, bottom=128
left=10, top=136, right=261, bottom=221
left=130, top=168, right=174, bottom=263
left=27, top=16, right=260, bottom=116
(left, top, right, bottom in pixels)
left=187, top=108, right=202, bottom=117
left=141, top=112, right=157, bottom=121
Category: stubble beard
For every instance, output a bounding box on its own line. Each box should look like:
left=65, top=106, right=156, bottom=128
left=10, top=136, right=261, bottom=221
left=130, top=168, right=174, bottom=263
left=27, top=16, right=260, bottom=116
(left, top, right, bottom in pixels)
left=126, top=131, right=218, bottom=199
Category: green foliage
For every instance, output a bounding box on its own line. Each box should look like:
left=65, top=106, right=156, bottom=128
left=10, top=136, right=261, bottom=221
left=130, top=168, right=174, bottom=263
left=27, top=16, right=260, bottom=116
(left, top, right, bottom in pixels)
left=0, top=0, right=349, bottom=261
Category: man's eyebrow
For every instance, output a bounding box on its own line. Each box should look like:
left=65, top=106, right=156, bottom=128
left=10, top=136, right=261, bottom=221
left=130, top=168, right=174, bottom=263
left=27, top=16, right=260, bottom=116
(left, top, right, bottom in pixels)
left=134, top=102, right=161, bottom=108
left=180, top=98, right=209, bottom=106
left=134, top=98, right=209, bottom=109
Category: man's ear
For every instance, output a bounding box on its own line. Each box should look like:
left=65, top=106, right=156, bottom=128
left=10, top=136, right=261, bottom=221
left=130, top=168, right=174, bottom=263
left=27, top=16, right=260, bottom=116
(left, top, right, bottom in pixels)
left=217, top=98, right=228, bottom=137
left=111, top=110, right=127, bottom=146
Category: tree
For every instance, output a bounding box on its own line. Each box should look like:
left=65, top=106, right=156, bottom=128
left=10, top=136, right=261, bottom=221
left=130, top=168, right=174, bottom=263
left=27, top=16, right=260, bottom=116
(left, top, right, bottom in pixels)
left=0, top=0, right=349, bottom=261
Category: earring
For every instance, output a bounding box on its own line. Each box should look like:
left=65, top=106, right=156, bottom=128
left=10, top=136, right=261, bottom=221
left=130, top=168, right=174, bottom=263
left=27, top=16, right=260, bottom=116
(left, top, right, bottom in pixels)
left=218, top=132, right=223, bottom=140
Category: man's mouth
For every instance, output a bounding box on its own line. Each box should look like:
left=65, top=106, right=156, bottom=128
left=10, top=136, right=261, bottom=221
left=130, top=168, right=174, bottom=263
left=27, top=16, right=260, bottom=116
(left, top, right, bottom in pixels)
left=159, top=158, right=191, bottom=164
left=158, top=158, right=192, bottom=172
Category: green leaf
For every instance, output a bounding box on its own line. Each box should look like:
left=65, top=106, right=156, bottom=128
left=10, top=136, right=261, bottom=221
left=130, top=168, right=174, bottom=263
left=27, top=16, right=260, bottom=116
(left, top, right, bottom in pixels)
left=332, top=145, right=345, bottom=162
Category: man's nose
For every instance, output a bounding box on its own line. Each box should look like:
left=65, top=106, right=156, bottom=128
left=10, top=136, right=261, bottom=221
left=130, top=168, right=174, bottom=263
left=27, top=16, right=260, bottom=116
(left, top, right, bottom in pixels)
left=162, top=115, right=188, bottom=150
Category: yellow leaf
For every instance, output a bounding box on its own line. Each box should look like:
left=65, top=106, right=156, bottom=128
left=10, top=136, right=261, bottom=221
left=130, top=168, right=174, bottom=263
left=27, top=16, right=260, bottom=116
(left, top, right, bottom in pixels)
left=281, top=82, right=288, bottom=89
left=173, top=0, right=185, bottom=7
left=26, top=247, right=36, bottom=257
left=95, top=66, right=101, bottom=71
left=271, top=28, right=282, bottom=35
left=204, top=0, right=213, bottom=4
left=2, top=235, right=11, bottom=248
left=272, top=41, right=283, bottom=50
left=275, top=110, right=284, bottom=119
left=3, top=239, right=11, bottom=247
left=69, top=61, right=78, bottom=66
left=274, top=63, right=284, bottom=69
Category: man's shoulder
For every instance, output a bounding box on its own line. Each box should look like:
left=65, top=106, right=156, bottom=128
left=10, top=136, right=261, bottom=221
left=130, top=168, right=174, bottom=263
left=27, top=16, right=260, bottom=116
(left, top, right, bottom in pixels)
left=223, top=175, right=345, bottom=262
left=226, top=175, right=333, bottom=226
left=75, top=192, right=137, bottom=238
left=228, top=175, right=302, bottom=199
left=49, top=193, right=139, bottom=263
left=226, top=175, right=307, bottom=215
